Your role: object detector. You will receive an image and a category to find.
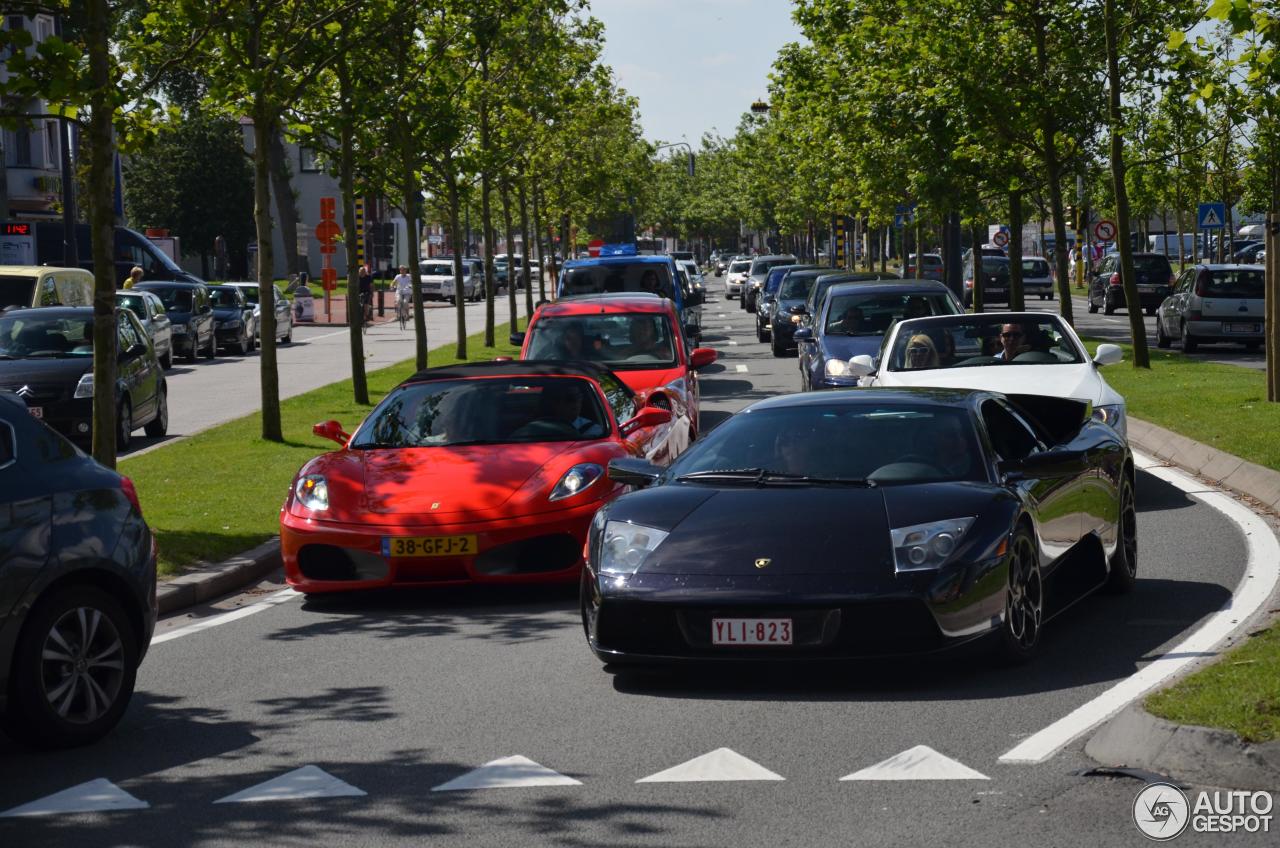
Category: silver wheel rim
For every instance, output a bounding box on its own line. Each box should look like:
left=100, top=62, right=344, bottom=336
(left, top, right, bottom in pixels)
left=40, top=606, right=125, bottom=724
left=1006, top=536, right=1043, bottom=649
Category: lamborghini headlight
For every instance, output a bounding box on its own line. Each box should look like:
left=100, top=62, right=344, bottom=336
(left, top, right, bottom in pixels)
left=549, top=463, right=603, bottom=501
left=599, top=520, right=668, bottom=575
left=890, top=517, right=975, bottom=573
left=1093, top=403, right=1127, bottom=440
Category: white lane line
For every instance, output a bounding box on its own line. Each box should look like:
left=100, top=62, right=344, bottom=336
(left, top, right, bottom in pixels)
left=735, top=364, right=749, bottom=373
left=999, top=450, right=1280, bottom=764
left=151, top=588, right=299, bottom=645
left=728, top=340, right=738, bottom=346
left=723, top=325, right=733, bottom=331
left=301, top=328, right=356, bottom=342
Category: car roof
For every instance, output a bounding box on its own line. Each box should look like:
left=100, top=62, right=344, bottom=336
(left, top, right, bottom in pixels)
left=751, top=255, right=796, bottom=263
left=817, top=272, right=903, bottom=282
left=823, top=280, right=955, bottom=298
left=135, top=280, right=203, bottom=289
left=0, top=305, right=130, bottom=319
left=536, top=294, right=674, bottom=316
left=1193, top=263, right=1264, bottom=270
left=562, top=255, right=673, bottom=269
left=403, top=359, right=624, bottom=386
left=747, top=386, right=983, bottom=413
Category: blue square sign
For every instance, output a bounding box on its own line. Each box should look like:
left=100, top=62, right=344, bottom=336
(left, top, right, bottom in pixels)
left=1198, top=202, right=1226, bottom=229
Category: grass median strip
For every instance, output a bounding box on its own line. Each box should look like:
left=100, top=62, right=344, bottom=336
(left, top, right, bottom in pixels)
left=1077, top=336, right=1280, bottom=742
left=124, top=322, right=521, bottom=578
left=1081, top=336, right=1280, bottom=471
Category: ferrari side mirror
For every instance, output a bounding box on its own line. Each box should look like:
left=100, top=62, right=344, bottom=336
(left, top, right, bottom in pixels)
left=313, top=419, right=350, bottom=446
left=620, top=407, right=672, bottom=436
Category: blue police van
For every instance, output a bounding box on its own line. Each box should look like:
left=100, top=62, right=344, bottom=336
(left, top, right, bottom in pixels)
left=555, top=244, right=704, bottom=340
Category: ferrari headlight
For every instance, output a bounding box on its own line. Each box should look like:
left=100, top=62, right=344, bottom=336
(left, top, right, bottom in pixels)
left=294, top=474, right=329, bottom=511
left=825, top=358, right=851, bottom=377
left=1093, top=404, right=1127, bottom=439
left=549, top=462, right=603, bottom=501
left=890, top=517, right=975, bottom=573
left=599, top=520, right=668, bottom=575
left=73, top=373, right=94, bottom=398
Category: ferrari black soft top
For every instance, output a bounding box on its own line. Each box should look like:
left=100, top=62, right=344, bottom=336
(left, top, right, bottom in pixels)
left=402, top=359, right=624, bottom=387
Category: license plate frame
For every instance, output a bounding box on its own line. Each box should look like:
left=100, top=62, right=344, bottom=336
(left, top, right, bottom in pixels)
left=1224, top=322, right=1261, bottom=334
left=711, top=618, right=794, bottom=647
left=381, top=535, right=478, bottom=558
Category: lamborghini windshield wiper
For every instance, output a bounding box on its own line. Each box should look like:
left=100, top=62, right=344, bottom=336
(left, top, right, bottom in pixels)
left=758, top=472, right=877, bottom=487
left=675, top=468, right=875, bottom=488
left=675, top=468, right=767, bottom=484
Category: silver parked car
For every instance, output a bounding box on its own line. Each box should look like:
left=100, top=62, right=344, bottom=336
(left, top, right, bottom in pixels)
left=1020, top=256, right=1055, bottom=300
left=1156, top=264, right=1266, bottom=353
left=224, top=281, right=294, bottom=344
left=115, top=289, right=174, bottom=369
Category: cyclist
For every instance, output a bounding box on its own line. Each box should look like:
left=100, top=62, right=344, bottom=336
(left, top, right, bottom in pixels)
left=393, top=265, right=413, bottom=328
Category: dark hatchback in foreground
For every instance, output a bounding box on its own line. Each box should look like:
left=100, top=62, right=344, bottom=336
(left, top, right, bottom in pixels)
left=581, top=388, right=1135, bottom=665
left=0, top=392, right=156, bottom=747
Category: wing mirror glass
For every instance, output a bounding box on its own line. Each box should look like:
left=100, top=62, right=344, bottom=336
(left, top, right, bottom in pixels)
left=607, top=457, right=663, bottom=488
left=690, top=347, right=717, bottom=368
left=312, top=419, right=350, bottom=446
left=1093, top=343, right=1123, bottom=366
left=849, top=354, right=875, bottom=376
left=620, top=406, right=672, bottom=436
left=509, top=331, right=526, bottom=347
left=793, top=327, right=813, bottom=341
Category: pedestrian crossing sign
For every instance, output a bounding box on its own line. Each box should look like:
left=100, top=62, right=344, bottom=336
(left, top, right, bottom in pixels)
left=1198, top=202, right=1226, bottom=229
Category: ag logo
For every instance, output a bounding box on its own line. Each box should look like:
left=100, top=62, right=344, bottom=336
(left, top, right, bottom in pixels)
left=1133, top=782, right=1190, bottom=840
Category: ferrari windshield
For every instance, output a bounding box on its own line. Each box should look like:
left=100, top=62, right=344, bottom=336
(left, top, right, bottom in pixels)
left=823, top=291, right=960, bottom=336
left=525, top=313, right=677, bottom=369
left=668, top=404, right=985, bottom=484
left=350, top=376, right=610, bottom=448
left=887, top=316, right=1086, bottom=372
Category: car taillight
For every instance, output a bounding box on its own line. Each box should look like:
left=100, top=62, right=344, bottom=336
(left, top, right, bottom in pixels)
left=1109, top=273, right=1121, bottom=287
left=964, top=279, right=973, bottom=289
left=1187, top=309, right=1203, bottom=321
left=120, top=476, right=143, bottom=516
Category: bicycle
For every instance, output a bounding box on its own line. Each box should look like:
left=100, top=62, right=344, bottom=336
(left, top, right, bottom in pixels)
left=396, top=292, right=410, bottom=330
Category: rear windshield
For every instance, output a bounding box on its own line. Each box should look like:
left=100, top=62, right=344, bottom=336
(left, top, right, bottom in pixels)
left=1133, top=255, right=1172, bottom=274
left=147, top=287, right=194, bottom=312
left=750, top=258, right=793, bottom=275
left=421, top=263, right=454, bottom=276
left=980, top=258, right=1010, bottom=274
left=729, top=261, right=750, bottom=273
left=1198, top=269, right=1265, bottom=298
left=1022, top=259, right=1051, bottom=277
left=561, top=263, right=676, bottom=299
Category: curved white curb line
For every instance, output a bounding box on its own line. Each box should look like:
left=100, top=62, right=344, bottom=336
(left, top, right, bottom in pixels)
left=999, top=451, right=1280, bottom=764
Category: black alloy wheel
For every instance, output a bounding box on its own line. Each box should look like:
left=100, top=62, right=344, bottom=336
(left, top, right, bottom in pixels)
left=1182, top=322, right=1198, bottom=353
left=185, top=335, right=198, bottom=363
left=1105, top=474, right=1138, bottom=593
left=3, top=586, right=139, bottom=749
left=1087, top=292, right=1099, bottom=314
left=770, top=333, right=786, bottom=357
left=995, top=527, right=1044, bottom=663
left=116, top=399, right=132, bottom=451
left=144, top=384, right=168, bottom=437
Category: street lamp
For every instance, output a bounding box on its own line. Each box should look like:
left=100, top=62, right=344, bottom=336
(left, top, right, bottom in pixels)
left=654, top=141, right=695, bottom=177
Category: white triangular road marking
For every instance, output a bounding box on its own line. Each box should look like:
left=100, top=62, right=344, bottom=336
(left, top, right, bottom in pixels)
left=431, top=755, right=581, bottom=791
left=0, top=779, right=149, bottom=817
left=636, top=748, right=785, bottom=783
left=214, top=765, right=366, bottom=803
left=840, top=745, right=989, bottom=781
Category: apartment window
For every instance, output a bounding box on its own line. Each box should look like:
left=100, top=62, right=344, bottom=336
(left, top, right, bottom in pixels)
left=35, top=15, right=52, bottom=43
left=299, top=146, right=320, bottom=173
left=14, top=124, right=31, bottom=166
left=45, top=121, right=59, bottom=167
left=4, top=15, right=23, bottom=60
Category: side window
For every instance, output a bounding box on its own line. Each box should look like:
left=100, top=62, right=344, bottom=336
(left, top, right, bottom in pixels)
left=118, top=312, right=143, bottom=350
left=151, top=295, right=166, bottom=319
left=0, top=419, right=14, bottom=468
left=981, top=400, right=1041, bottom=462
left=595, top=372, right=636, bottom=425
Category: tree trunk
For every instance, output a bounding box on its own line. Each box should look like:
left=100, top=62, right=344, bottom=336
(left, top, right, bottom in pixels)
left=500, top=180, right=518, bottom=330
left=268, top=125, right=302, bottom=277
left=252, top=101, right=283, bottom=440
left=1175, top=202, right=1186, bottom=272
left=337, top=53, right=368, bottom=404
left=397, top=121, right=426, bottom=372
left=1267, top=207, right=1278, bottom=402
left=446, top=168, right=467, bottom=360
left=517, top=179, right=534, bottom=316
left=970, top=223, right=984, bottom=313
left=913, top=218, right=923, bottom=278
left=1161, top=207, right=1169, bottom=259
left=1009, top=190, right=1025, bottom=311
left=1104, top=0, right=1149, bottom=369
left=532, top=184, right=547, bottom=301
left=86, top=0, right=118, bottom=468
left=1033, top=16, right=1075, bottom=326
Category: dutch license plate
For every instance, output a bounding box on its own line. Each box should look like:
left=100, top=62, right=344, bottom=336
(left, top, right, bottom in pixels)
left=1225, top=323, right=1260, bottom=334
left=711, top=618, right=793, bottom=646
left=382, top=535, right=477, bottom=558
left=27, top=406, right=42, bottom=419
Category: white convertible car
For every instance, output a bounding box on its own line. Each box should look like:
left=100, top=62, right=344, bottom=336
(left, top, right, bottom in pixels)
left=849, top=312, right=1127, bottom=439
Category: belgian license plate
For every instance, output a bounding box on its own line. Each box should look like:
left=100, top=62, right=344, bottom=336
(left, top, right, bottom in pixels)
left=382, top=535, right=477, bottom=558
left=711, top=618, right=793, bottom=646
left=1225, top=323, right=1260, bottom=334
left=27, top=406, right=42, bottom=419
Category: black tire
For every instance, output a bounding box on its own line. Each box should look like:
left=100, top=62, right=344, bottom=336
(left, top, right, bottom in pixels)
left=144, top=384, right=168, bottom=437
left=1105, top=474, right=1137, bottom=594
left=770, top=334, right=786, bottom=357
left=1103, top=294, right=1116, bottom=316
left=757, top=323, right=768, bottom=343
left=1244, top=341, right=1261, bottom=353
left=993, top=525, right=1044, bottom=664
left=160, top=349, right=172, bottom=370
left=1156, top=319, right=1171, bottom=349
left=1182, top=323, right=1198, bottom=353
left=2, top=586, right=139, bottom=749
left=1145, top=306, right=1157, bottom=316
left=203, top=331, right=216, bottom=359
left=185, top=338, right=198, bottom=363
left=116, top=398, right=132, bottom=451
left=1047, top=291, right=1055, bottom=301
left=281, top=320, right=292, bottom=344
left=1087, top=294, right=1098, bottom=314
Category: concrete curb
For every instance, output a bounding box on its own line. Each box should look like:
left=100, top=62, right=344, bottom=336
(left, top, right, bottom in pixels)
left=1085, top=704, right=1280, bottom=791
left=1082, top=416, right=1280, bottom=789
left=156, top=538, right=281, bottom=615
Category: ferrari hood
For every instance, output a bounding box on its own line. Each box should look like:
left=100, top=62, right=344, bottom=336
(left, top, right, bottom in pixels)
left=359, top=445, right=556, bottom=515
left=882, top=363, right=1109, bottom=404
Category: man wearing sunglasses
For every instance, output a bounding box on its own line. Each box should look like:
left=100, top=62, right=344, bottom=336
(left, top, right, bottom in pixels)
left=995, top=322, right=1036, bottom=361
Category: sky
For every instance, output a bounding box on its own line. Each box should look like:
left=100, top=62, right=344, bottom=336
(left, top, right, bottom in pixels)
left=590, top=0, right=804, bottom=144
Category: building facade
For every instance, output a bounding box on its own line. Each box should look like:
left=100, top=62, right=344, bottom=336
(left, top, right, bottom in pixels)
left=2, top=12, right=67, bottom=221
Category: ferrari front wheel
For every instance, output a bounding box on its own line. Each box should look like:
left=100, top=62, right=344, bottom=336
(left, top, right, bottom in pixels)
left=995, top=526, right=1043, bottom=664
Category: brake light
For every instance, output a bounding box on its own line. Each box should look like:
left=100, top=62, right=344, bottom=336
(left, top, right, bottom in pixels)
left=120, top=476, right=143, bottom=516
left=964, top=278, right=973, bottom=289
left=1109, top=273, right=1121, bottom=287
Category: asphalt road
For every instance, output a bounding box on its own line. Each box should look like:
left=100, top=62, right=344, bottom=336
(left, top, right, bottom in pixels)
left=1, top=291, right=1275, bottom=846
left=121, top=298, right=528, bottom=459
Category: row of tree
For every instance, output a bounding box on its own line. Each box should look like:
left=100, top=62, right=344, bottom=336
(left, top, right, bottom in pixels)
left=638, top=1, right=1280, bottom=402
left=0, top=0, right=653, bottom=467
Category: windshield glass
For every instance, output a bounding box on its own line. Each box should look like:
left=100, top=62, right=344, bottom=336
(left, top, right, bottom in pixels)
left=1133, top=255, right=1172, bottom=274
left=779, top=274, right=817, bottom=300
left=887, top=316, right=1085, bottom=371
left=420, top=263, right=454, bottom=276
left=667, top=404, right=985, bottom=484
left=980, top=258, right=1010, bottom=275
left=349, top=376, right=609, bottom=448
left=236, top=285, right=260, bottom=304
left=117, top=294, right=148, bottom=318
left=147, top=287, right=194, bottom=312
left=0, top=275, right=37, bottom=309
left=526, top=313, right=677, bottom=369
left=1199, top=269, right=1264, bottom=298
left=729, top=261, right=750, bottom=274
left=561, top=262, right=676, bottom=299
left=0, top=313, right=94, bottom=357
left=209, top=288, right=241, bottom=308
left=824, top=292, right=960, bottom=336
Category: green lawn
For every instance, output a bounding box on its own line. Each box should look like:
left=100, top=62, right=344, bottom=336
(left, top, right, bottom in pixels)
left=1081, top=336, right=1280, bottom=472
left=122, top=321, right=522, bottom=577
